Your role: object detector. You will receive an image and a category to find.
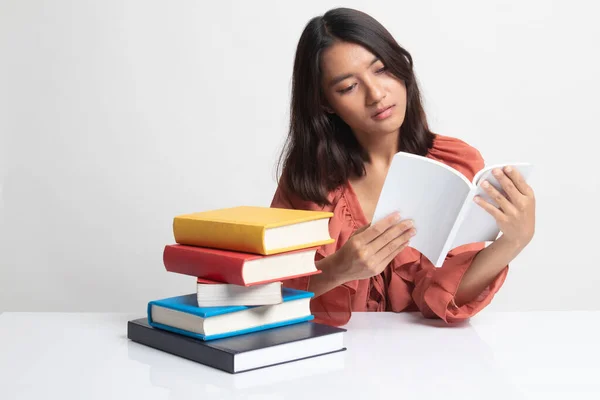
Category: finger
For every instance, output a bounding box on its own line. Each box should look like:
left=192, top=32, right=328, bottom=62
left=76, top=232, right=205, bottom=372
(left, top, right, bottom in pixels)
left=357, top=212, right=402, bottom=244
left=372, top=226, right=415, bottom=266
left=474, top=195, right=504, bottom=221
left=492, top=168, right=522, bottom=202
left=377, top=240, right=411, bottom=271
left=481, top=180, right=516, bottom=214
left=503, top=166, right=533, bottom=196
left=369, top=218, right=414, bottom=253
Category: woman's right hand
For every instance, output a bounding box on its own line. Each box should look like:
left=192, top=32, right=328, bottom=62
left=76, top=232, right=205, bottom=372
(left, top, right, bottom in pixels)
left=332, top=212, right=416, bottom=282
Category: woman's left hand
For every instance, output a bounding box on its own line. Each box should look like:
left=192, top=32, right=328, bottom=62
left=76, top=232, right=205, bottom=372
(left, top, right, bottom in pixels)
left=474, top=166, right=536, bottom=250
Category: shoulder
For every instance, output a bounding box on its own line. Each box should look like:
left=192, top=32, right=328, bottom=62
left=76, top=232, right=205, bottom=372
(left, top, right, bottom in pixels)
left=426, top=133, right=485, bottom=181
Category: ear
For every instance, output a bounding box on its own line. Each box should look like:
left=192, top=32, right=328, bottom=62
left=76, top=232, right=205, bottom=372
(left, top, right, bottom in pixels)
left=321, top=95, right=335, bottom=114
left=322, top=104, right=335, bottom=114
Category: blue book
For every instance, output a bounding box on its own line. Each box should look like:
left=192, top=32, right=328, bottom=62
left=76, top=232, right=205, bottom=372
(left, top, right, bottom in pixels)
left=147, top=287, right=314, bottom=341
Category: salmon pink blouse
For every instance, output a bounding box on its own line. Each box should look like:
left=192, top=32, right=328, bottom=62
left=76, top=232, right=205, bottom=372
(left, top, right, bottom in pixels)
left=270, top=134, right=509, bottom=327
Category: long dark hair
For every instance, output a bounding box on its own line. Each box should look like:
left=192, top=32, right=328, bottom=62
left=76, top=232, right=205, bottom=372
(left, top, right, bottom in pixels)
left=276, top=7, right=435, bottom=206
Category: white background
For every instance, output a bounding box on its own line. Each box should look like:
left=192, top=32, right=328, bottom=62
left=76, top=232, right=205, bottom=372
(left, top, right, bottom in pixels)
left=1, top=0, right=598, bottom=312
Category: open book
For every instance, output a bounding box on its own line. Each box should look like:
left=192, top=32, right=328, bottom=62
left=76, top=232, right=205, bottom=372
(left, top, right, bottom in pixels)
left=372, top=152, right=534, bottom=268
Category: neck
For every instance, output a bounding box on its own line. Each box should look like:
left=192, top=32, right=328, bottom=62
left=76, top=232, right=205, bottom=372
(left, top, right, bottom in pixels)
left=355, top=129, right=400, bottom=168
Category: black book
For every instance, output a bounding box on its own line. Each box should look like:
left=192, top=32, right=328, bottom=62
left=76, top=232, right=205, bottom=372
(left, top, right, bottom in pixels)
left=127, top=318, right=347, bottom=374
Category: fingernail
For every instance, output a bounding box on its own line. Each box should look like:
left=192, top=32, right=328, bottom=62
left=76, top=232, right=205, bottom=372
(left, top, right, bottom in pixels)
left=493, top=169, right=501, bottom=176
left=394, top=213, right=402, bottom=222
left=482, top=181, right=489, bottom=188
left=505, top=166, right=512, bottom=173
left=406, top=220, right=413, bottom=227
left=474, top=196, right=480, bottom=203
left=410, top=229, right=416, bottom=236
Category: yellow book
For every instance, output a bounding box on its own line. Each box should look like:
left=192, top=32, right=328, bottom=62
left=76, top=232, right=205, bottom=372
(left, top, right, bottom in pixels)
left=173, top=206, right=335, bottom=255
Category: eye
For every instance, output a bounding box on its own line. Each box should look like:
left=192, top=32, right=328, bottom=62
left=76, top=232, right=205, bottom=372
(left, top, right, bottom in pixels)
left=338, top=83, right=357, bottom=94
left=376, top=66, right=388, bottom=74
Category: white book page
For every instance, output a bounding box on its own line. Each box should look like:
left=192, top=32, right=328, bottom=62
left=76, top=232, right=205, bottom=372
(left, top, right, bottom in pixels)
left=450, top=163, right=534, bottom=251
left=372, top=152, right=472, bottom=267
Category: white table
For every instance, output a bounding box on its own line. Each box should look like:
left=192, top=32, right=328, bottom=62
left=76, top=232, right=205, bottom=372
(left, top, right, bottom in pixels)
left=0, top=311, right=598, bottom=399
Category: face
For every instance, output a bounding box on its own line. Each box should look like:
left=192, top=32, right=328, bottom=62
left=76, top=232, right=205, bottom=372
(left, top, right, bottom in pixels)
left=320, top=41, right=407, bottom=138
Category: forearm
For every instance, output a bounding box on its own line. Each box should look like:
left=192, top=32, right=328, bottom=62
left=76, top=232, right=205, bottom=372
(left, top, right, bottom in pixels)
left=308, top=253, right=346, bottom=297
left=454, top=236, right=523, bottom=307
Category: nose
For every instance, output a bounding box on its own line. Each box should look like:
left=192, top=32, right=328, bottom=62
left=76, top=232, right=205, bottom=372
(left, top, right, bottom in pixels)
left=365, top=79, right=386, bottom=106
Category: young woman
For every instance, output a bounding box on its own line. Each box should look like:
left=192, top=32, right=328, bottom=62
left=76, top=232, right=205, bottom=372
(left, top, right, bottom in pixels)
left=271, top=8, right=536, bottom=327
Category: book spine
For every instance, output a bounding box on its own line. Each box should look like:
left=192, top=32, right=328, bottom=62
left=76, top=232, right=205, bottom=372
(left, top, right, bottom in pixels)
left=163, top=245, right=247, bottom=285
left=127, top=321, right=235, bottom=373
left=173, top=218, right=267, bottom=254
left=435, top=185, right=477, bottom=267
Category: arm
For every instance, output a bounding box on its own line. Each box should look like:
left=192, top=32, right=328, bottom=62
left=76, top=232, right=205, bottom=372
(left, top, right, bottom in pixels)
left=458, top=165, right=535, bottom=306
left=412, top=166, right=535, bottom=322
left=270, top=182, right=415, bottom=326
left=411, top=243, right=509, bottom=323
left=454, top=236, right=522, bottom=306
left=308, top=254, right=346, bottom=297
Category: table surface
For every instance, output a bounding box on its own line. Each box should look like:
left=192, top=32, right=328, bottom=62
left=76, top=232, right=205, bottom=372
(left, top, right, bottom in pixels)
left=1, top=311, right=598, bottom=400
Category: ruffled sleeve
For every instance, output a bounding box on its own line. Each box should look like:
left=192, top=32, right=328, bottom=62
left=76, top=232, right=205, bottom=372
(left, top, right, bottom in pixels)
left=269, top=182, right=355, bottom=326
left=411, top=134, right=510, bottom=323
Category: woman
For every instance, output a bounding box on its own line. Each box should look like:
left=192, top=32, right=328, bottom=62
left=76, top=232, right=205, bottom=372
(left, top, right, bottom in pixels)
left=271, top=8, right=536, bottom=327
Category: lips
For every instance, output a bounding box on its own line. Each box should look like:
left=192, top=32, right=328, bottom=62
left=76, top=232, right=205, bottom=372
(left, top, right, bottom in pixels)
left=372, top=105, right=394, bottom=118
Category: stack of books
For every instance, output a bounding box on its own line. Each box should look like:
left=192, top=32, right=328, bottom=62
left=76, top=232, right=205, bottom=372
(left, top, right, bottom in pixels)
left=127, top=205, right=348, bottom=374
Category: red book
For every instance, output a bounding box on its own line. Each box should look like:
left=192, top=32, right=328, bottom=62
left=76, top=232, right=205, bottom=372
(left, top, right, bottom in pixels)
left=163, top=244, right=321, bottom=286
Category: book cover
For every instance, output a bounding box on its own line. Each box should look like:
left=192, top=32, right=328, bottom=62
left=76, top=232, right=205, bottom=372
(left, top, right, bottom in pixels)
left=172, top=206, right=334, bottom=255
left=163, top=244, right=321, bottom=286
left=127, top=318, right=347, bottom=374
left=147, top=287, right=314, bottom=340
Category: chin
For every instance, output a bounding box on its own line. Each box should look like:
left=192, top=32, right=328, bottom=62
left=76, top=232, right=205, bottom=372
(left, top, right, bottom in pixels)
left=372, top=119, right=404, bottom=136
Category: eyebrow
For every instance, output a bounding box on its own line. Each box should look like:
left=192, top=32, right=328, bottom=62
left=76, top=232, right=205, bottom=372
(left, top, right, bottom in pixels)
left=328, top=56, right=380, bottom=87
